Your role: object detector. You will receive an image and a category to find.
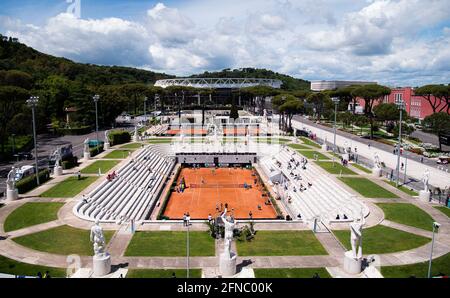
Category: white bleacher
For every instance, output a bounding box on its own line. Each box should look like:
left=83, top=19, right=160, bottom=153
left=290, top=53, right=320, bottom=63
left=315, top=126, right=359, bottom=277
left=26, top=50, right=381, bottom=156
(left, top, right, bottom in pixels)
left=73, top=145, right=175, bottom=224
left=259, top=147, right=369, bottom=224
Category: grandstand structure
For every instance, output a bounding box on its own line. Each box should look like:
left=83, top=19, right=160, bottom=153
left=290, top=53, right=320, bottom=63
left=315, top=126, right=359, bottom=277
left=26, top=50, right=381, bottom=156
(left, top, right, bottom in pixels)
left=154, top=78, right=283, bottom=89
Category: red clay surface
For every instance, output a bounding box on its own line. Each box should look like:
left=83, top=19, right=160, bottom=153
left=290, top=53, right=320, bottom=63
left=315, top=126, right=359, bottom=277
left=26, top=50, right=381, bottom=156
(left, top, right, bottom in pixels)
left=223, top=128, right=260, bottom=136
left=166, top=129, right=208, bottom=136
left=163, top=168, right=278, bottom=220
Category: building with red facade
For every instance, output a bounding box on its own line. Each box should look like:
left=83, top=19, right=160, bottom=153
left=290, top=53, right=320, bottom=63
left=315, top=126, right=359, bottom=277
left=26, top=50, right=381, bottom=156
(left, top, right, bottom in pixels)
left=357, top=87, right=440, bottom=120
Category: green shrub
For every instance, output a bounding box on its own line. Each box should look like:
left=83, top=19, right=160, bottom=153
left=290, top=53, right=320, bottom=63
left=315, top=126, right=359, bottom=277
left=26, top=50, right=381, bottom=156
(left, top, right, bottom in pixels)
left=62, top=156, right=78, bottom=170
left=109, top=130, right=131, bottom=146
left=89, top=145, right=104, bottom=157
left=16, top=169, right=51, bottom=194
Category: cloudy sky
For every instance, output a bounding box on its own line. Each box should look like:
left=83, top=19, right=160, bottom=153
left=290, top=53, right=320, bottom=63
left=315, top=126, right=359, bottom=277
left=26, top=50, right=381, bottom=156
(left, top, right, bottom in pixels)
left=1, top=0, right=449, bottom=86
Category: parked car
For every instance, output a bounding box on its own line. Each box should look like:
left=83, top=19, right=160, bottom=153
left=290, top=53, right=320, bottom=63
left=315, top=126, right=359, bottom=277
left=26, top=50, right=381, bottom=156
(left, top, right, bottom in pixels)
left=16, top=152, right=33, bottom=160
left=14, top=165, right=36, bottom=181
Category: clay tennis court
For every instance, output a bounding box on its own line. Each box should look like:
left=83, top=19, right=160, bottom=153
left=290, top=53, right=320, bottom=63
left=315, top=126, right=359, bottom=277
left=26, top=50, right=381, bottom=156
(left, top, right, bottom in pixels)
left=163, top=167, right=278, bottom=220
left=223, top=128, right=260, bottom=136
left=166, top=128, right=208, bottom=136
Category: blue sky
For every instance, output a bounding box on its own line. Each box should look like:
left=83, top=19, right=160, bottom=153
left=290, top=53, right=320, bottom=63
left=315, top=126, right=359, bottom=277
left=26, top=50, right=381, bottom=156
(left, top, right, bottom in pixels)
left=1, top=0, right=449, bottom=86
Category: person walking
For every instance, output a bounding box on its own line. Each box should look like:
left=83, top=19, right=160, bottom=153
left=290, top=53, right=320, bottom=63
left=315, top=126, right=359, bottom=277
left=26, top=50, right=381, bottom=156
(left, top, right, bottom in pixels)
left=183, top=213, right=187, bottom=227
left=186, top=213, right=191, bottom=226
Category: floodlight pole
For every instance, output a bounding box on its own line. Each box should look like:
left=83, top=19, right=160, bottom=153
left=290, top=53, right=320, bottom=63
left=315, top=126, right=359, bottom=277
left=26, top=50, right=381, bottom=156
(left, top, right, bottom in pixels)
left=187, top=221, right=190, bottom=278
left=395, top=99, right=404, bottom=188
left=27, top=96, right=40, bottom=186
left=144, top=96, right=148, bottom=125
left=93, top=95, right=100, bottom=152
left=404, top=151, right=408, bottom=184
left=428, top=222, right=440, bottom=278
left=332, top=97, right=340, bottom=153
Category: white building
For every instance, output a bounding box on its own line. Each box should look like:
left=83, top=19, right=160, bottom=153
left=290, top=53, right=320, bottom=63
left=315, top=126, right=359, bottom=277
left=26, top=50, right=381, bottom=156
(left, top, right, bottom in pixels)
left=311, top=80, right=376, bottom=91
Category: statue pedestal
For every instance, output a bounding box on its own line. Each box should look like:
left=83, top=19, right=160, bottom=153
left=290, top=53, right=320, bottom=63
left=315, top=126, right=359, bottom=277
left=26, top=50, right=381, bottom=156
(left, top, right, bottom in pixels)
left=343, top=153, right=350, bottom=161
left=219, top=252, right=237, bottom=277
left=419, top=190, right=430, bottom=203
left=6, top=188, right=19, bottom=201
left=343, top=251, right=362, bottom=275
left=93, top=253, right=111, bottom=277
left=372, top=168, right=381, bottom=177
left=84, top=152, right=91, bottom=161
left=53, top=166, right=63, bottom=177
left=321, top=144, right=327, bottom=151
left=104, top=142, right=110, bottom=150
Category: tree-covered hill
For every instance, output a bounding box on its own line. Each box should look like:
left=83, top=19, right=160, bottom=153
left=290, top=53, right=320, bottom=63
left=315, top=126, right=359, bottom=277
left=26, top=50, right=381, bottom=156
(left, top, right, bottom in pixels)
left=0, top=35, right=173, bottom=85
left=190, top=68, right=310, bottom=91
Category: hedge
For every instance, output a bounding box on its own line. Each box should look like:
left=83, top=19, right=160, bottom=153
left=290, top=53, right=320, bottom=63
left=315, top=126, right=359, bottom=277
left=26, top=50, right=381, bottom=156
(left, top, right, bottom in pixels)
left=108, top=130, right=131, bottom=146
left=62, top=156, right=78, bottom=170
left=16, top=169, right=51, bottom=194
left=56, top=126, right=92, bottom=136
left=89, top=145, right=104, bottom=157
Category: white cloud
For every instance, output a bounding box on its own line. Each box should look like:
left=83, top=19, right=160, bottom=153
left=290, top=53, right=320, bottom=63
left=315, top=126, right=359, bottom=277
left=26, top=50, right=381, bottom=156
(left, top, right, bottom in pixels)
left=0, top=0, right=449, bottom=85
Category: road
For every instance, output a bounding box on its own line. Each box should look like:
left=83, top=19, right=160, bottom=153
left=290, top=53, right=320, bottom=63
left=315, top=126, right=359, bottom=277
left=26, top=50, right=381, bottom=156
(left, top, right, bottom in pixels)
left=292, top=116, right=450, bottom=189
left=0, top=126, right=134, bottom=197
left=411, top=130, right=450, bottom=152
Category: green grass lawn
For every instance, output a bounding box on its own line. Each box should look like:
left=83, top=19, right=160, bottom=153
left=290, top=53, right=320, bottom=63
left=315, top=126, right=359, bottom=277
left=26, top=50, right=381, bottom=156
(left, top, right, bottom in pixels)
left=4, top=202, right=64, bottom=232
left=315, top=161, right=357, bottom=175
left=383, top=180, right=418, bottom=196
left=297, top=150, right=330, bottom=160
left=120, top=143, right=143, bottom=149
left=434, top=206, right=450, bottom=218
left=0, top=255, right=66, bottom=277
left=381, top=252, right=450, bottom=278
left=12, top=225, right=114, bottom=256
left=102, top=150, right=134, bottom=159
left=333, top=225, right=430, bottom=254
left=40, top=176, right=98, bottom=198
left=299, top=137, right=321, bottom=148
left=127, top=269, right=202, bottom=278
left=377, top=203, right=434, bottom=231
left=288, top=144, right=311, bottom=150
left=351, top=163, right=372, bottom=174
left=80, top=160, right=120, bottom=173
left=148, top=138, right=173, bottom=144
left=254, top=268, right=331, bottom=278
left=255, top=138, right=291, bottom=144
left=125, top=231, right=215, bottom=257
left=339, top=177, right=399, bottom=198
left=236, top=231, right=327, bottom=256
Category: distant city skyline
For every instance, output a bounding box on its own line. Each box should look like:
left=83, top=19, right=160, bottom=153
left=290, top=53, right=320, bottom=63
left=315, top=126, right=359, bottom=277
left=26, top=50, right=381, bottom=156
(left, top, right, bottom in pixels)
left=0, top=0, right=449, bottom=86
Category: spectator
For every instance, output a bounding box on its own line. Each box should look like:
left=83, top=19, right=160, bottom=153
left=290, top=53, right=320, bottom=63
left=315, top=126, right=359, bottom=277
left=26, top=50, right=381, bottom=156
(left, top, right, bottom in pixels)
left=37, top=272, right=43, bottom=278
left=186, top=213, right=191, bottom=226
left=208, top=214, right=212, bottom=224
left=44, top=271, right=51, bottom=278
left=77, top=171, right=81, bottom=180
left=183, top=213, right=187, bottom=227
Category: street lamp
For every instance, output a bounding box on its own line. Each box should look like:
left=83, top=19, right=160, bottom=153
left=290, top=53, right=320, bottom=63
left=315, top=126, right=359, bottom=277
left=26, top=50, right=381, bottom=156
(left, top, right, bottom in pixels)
left=93, top=95, right=100, bottom=153
left=332, top=97, right=340, bottom=153
left=186, top=219, right=190, bottom=278
left=395, top=98, right=405, bottom=187
left=143, top=96, right=148, bottom=125
left=26, top=96, right=40, bottom=186
left=428, top=222, right=440, bottom=278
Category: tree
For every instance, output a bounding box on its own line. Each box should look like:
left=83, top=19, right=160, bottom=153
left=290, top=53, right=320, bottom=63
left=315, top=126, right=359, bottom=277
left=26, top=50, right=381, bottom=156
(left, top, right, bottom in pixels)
left=0, top=86, right=29, bottom=153
left=354, top=115, right=369, bottom=135
left=351, top=84, right=391, bottom=139
left=306, top=92, right=330, bottom=122
left=331, top=86, right=359, bottom=114
left=423, top=112, right=450, bottom=151
left=279, top=97, right=303, bottom=132
left=415, top=85, right=449, bottom=114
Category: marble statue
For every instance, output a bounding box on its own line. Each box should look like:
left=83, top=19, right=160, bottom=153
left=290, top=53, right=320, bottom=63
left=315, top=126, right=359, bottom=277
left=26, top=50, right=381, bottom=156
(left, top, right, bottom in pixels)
left=83, top=138, right=90, bottom=154
left=90, top=220, right=106, bottom=256
left=6, top=166, right=17, bottom=190
left=220, top=208, right=235, bottom=256
left=350, top=210, right=365, bottom=259
left=54, top=148, right=62, bottom=167
left=104, top=130, right=110, bottom=143
left=421, top=169, right=430, bottom=193
left=373, top=152, right=382, bottom=169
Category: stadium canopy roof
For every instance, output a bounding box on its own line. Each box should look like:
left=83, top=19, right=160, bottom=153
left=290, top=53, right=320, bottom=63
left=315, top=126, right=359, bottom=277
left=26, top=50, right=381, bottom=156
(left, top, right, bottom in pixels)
left=154, top=78, right=282, bottom=89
